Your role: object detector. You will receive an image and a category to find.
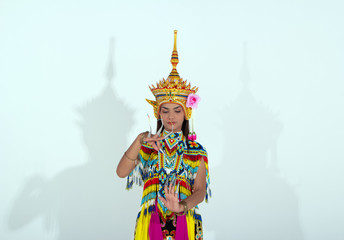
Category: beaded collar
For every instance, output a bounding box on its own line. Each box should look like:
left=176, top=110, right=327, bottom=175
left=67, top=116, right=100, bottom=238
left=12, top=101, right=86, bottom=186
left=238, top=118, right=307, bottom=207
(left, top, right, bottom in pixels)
left=162, top=130, right=183, bottom=152
left=157, top=130, right=186, bottom=214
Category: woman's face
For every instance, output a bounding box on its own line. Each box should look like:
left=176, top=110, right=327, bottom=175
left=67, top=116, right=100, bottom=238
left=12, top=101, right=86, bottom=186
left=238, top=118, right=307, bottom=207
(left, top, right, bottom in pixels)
left=159, top=103, right=185, bottom=132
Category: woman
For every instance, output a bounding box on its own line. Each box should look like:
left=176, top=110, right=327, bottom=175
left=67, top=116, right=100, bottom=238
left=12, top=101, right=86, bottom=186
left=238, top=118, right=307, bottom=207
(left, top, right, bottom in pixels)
left=116, top=30, right=210, bottom=240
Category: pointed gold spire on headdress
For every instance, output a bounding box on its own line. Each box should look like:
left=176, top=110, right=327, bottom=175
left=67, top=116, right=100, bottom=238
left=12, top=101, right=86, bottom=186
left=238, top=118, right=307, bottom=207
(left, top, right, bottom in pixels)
left=168, top=30, right=180, bottom=80
left=146, top=30, right=199, bottom=120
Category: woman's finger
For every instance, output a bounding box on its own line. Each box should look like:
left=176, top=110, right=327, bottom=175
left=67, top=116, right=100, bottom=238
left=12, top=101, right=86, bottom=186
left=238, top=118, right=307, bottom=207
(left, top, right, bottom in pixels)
left=169, top=183, right=174, bottom=194
left=144, top=136, right=165, bottom=143
left=174, top=187, right=178, bottom=197
left=148, top=140, right=159, bottom=151
left=144, top=133, right=164, bottom=140
left=150, top=141, right=160, bottom=152
left=150, top=141, right=157, bottom=151
left=159, top=197, right=167, bottom=206
left=143, top=137, right=155, bottom=142
left=164, top=185, right=168, bottom=194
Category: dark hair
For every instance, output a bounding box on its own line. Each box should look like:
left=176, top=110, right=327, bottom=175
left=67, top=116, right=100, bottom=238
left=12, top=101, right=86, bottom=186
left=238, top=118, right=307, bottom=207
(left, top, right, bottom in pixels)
left=156, top=119, right=190, bottom=148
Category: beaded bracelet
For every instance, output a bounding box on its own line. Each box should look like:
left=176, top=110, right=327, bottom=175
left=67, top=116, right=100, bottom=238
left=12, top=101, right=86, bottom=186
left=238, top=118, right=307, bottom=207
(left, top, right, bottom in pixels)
left=175, top=200, right=188, bottom=216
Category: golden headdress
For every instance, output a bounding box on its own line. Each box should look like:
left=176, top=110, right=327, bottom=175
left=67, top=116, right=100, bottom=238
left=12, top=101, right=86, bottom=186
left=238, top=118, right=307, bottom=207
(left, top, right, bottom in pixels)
left=146, top=30, right=199, bottom=120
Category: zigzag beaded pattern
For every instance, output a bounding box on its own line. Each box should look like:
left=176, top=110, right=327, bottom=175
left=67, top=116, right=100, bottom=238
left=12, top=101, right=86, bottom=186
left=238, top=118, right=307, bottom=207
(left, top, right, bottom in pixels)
left=126, top=132, right=210, bottom=222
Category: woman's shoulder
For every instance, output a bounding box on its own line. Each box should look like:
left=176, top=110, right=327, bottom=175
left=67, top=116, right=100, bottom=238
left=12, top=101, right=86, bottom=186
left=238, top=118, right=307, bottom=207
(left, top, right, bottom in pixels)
left=185, top=140, right=207, bottom=155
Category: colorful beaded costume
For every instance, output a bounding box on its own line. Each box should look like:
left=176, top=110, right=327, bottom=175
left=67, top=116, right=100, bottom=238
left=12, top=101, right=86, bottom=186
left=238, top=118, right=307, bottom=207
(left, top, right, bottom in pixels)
left=126, top=31, right=211, bottom=240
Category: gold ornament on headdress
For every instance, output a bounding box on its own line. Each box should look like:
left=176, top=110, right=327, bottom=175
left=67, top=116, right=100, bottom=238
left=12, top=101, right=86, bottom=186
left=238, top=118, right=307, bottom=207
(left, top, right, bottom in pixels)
left=146, top=30, right=198, bottom=120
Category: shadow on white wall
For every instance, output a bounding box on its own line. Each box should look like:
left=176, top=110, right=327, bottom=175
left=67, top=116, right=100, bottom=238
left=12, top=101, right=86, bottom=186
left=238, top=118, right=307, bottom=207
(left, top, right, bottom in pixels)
left=207, top=43, right=304, bottom=240
left=7, top=38, right=139, bottom=239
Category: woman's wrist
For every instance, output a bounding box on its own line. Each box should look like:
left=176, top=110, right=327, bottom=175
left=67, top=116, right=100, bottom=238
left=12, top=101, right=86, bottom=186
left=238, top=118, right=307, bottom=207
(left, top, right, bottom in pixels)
left=175, top=200, right=188, bottom=216
left=178, top=203, right=184, bottom=213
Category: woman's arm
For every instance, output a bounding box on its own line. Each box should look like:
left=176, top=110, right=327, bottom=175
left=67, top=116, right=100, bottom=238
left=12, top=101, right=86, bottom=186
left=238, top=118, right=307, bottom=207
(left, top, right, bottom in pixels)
left=116, top=132, right=146, bottom=178
left=159, top=157, right=207, bottom=213
left=116, top=132, right=165, bottom=178
left=182, top=157, right=207, bottom=209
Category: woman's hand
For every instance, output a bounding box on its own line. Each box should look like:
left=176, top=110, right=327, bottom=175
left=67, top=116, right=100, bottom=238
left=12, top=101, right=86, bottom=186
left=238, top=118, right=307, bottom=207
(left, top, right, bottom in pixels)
left=159, top=183, right=183, bottom=213
left=143, top=133, right=165, bottom=152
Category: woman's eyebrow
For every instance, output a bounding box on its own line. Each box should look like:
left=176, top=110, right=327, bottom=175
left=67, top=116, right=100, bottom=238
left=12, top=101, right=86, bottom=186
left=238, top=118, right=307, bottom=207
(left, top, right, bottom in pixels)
left=161, top=106, right=181, bottom=110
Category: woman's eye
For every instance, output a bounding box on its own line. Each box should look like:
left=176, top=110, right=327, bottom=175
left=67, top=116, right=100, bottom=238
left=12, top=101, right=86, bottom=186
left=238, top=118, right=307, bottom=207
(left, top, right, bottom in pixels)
left=162, top=111, right=169, bottom=114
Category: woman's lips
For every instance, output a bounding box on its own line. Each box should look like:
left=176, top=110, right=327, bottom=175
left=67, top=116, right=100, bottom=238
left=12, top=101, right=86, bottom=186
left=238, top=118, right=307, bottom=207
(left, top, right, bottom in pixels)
left=168, top=122, right=175, bottom=125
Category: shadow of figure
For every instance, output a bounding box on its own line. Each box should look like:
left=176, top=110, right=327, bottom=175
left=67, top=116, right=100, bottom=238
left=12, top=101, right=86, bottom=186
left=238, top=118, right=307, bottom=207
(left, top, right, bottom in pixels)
left=208, top=43, right=304, bottom=240
left=7, top=38, right=139, bottom=239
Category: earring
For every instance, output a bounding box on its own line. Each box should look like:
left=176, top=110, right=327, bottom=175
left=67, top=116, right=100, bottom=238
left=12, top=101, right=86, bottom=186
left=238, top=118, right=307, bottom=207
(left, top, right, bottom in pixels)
left=188, top=112, right=197, bottom=141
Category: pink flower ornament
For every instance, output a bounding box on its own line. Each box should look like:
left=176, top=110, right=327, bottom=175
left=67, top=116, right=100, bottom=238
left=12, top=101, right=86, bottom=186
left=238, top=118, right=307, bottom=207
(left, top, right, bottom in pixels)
left=186, top=93, right=201, bottom=109
left=188, top=133, right=197, bottom=141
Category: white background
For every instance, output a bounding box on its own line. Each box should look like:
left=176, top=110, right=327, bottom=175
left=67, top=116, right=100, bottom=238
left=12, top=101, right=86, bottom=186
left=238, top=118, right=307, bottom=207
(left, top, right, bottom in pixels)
left=1, top=0, right=343, bottom=239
